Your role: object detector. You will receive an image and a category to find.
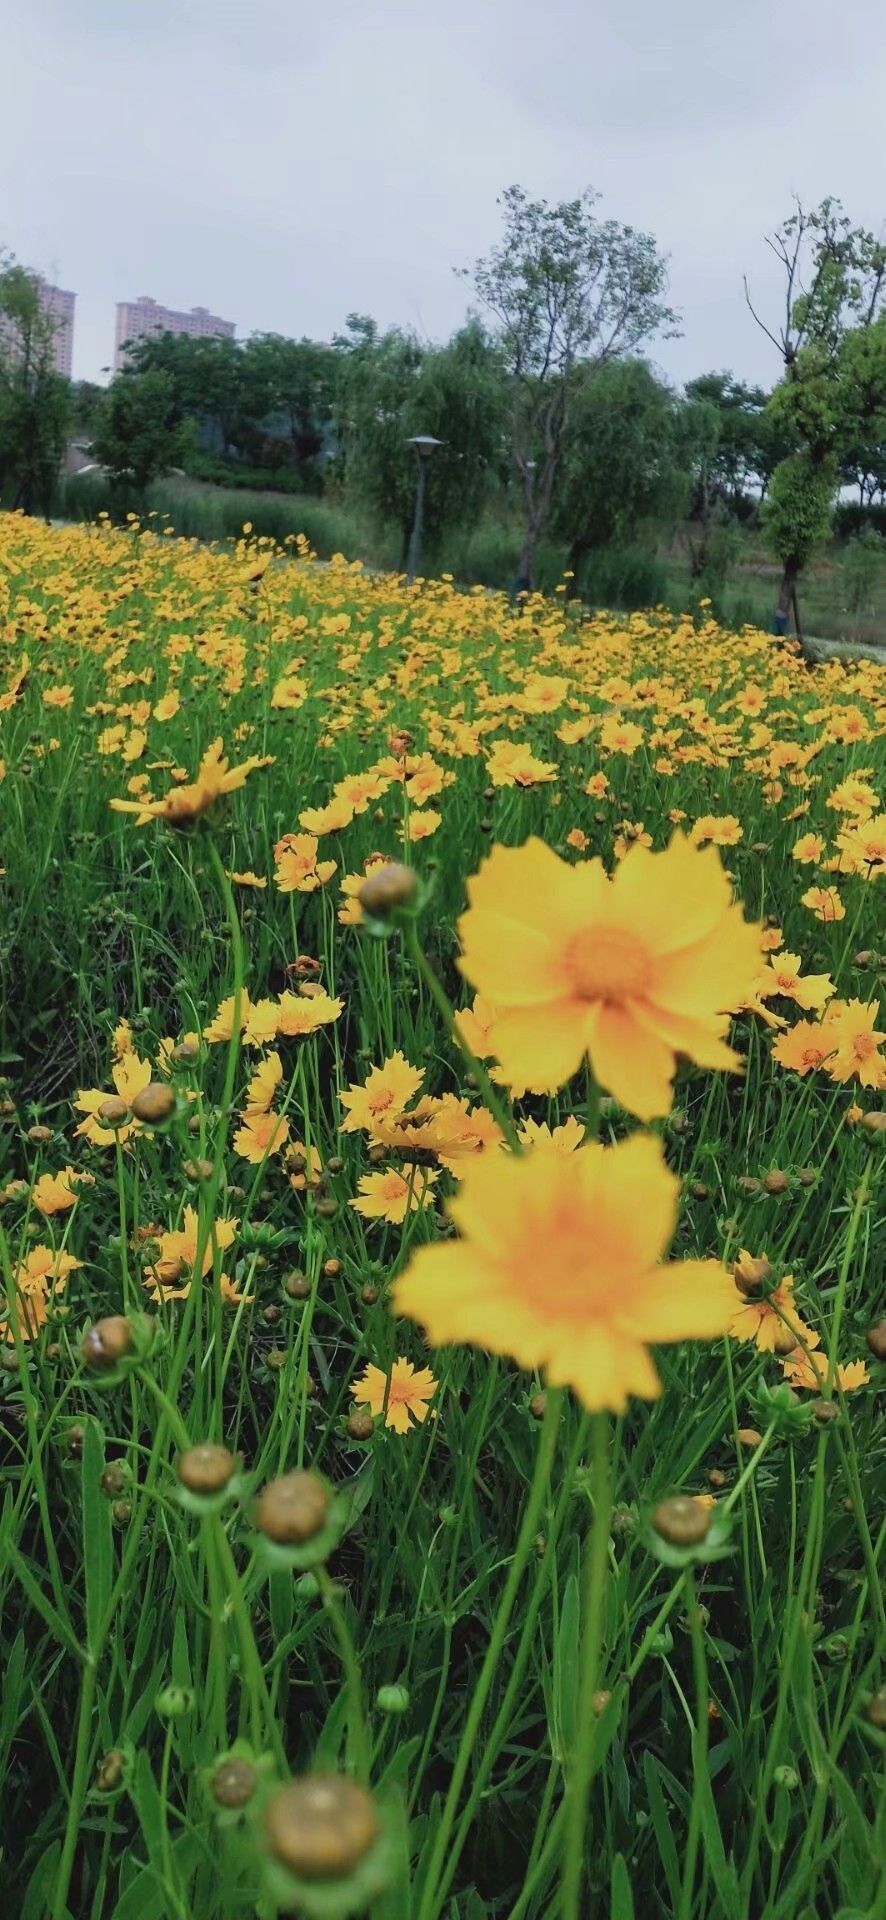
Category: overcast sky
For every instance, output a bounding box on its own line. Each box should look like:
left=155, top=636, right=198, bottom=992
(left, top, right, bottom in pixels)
left=2, top=0, right=883, bottom=389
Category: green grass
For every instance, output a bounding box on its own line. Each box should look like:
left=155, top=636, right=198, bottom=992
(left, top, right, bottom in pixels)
left=0, top=512, right=883, bottom=1920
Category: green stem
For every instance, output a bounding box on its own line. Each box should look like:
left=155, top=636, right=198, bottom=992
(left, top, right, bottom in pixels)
left=415, top=1387, right=564, bottom=1920
left=678, top=1568, right=710, bottom=1920
left=51, top=1658, right=98, bottom=1920
left=318, top=1567, right=371, bottom=1781
left=560, top=1411, right=612, bottom=1920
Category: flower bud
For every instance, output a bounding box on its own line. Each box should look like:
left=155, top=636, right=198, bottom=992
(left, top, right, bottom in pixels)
left=184, top=1156, right=214, bottom=1181
left=864, top=1689, right=886, bottom=1729
left=83, top=1316, right=133, bottom=1371
left=262, top=1774, right=379, bottom=1881
left=528, top=1391, right=547, bottom=1421
left=376, top=1683, right=410, bottom=1715
left=357, top=862, right=417, bottom=918
left=94, top=1749, right=127, bottom=1793
left=360, top=1284, right=379, bottom=1306
left=762, top=1169, right=790, bottom=1195
left=256, top=1470, right=329, bottom=1545
left=131, top=1082, right=176, bottom=1124
left=211, top=1754, right=257, bottom=1809
left=178, top=1443, right=236, bottom=1496
left=156, top=1684, right=194, bottom=1721
left=733, top=1253, right=773, bottom=1296
left=346, top=1411, right=374, bottom=1442
left=866, top=1320, right=886, bottom=1361
left=26, top=1124, right=53, bottom=1145
left=98, top=1096, right=130, bottom=1127
left=101, top=1464, right=128, bottom=1496
left=737, top=1427, right=763, bottom=1448
left=651, top=1496, right=711, bottom=1548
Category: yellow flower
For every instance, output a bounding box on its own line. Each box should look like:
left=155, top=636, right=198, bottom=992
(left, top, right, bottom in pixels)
left=243, top=998, right=281, bottom=1048
left=791, top=833, right=825, bottom=865
left=274, top=832, right=337, bottom=893
left=758, top=953, right=835, bottom=1012
left=340, top=1052, right=424, bottom=1136
left=485, top=742, right=557, bottom=789
left=350, top=1356, right=438, bottom=1432
left=204, top=990, right=252, bottom=1044
left=233, top=1108, right=290, bottom=1164
left=729, top=1274, right=813, bottom=1353
left=457, top=834, right=761, bottom=1119
left=243, top=1051, right=284, bottom=1113
left=392, top=1133, right=738, bottom=1413
left=30, top=1166, right=85, bottom=1215
left=144, top=1206, right=238, bottom=1302
left=275, top=990, right=344, bottom=1039
left=689, top=814, right=743, bottom=847
left=110, top=738, right=272, bottom=826
left=772, top=1020, right=839, bottom=1077
left=517, top=1115, right=586, bottom=1155
left=600, top=716, right=644, bottom=756
left=407, top=808, right=441, bottom=841
left=74, top=1052, right=152, bottom=1146
left=350, top=1165, right=439, bottom=1224
left=299, top=796, right=355, bottom=835
left=822, top=1000, right=886, bottom=1088
left=227, top=869, right=268, bottom=889
left=2, top=1244, right=82, bottom=1342
left=800, top=885, right=845, bottom=922
left=782, top=1342, right=869, bottom=1393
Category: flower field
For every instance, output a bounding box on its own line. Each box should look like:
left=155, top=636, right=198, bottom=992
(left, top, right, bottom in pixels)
left=0, top=511, right=883, bottom=1920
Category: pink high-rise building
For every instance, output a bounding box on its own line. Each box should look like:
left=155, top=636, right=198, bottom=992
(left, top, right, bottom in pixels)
left=38, top=281, right=76, bottom=377
left=0, top=277, right=75, bottom=377
left=113, top=295, right=236, bottom=371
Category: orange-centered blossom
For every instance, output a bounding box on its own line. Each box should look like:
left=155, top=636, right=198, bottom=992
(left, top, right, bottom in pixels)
left=392, top=1133, right=740, bottom=1413
left=456, top=833, right=761, bottom=1118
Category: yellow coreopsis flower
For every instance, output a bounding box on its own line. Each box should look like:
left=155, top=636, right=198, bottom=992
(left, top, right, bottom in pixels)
left=74, top=1052, right=152, bottom=1146
left=143, top=1206, right=239, bottom=1302
left=273, top=833, right=337, bottom=893
left=392, top=1133, right=739, bottom=1414
left=30, top=1167, right=86, bottom=1215
left=110, top=738, right=272, bottom=826
left=339, top=1052, right=424, bottom=1137
left=457, top=834, right=761, bottom=1119
left=350, top=1356, right=438, bottom=1432
left=350, top=1165, right=439, bottom=1224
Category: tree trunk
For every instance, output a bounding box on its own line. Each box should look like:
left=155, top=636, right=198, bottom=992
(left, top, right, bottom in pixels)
left=774, top=557, right=799, bottom=635
left=516, top=517, right=540, bottom=594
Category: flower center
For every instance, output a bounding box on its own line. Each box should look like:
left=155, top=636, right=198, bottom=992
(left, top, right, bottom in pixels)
left=564, top=926, right=651, bottom=1003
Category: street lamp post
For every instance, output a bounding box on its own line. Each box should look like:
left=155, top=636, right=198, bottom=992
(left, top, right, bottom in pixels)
left=405, top=435, right=443, bottom=585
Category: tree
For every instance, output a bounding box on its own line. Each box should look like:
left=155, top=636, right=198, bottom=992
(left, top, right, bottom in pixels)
left=126, top=333, right=267, bottom=462
left=745, top=198, right=886, bottom=632
left=70, top=380, right=105, bottom=436
left=684, top=372, right=783, bottom=509
left=837, top=314, right=886, bottom=507
left=246, top=334, right=338, bottom=481
left=0, top=255, right=72, bottom=517
left=92, top=369, right=186, bottom=508
left=550, top=358, right=687, bottom=584
left=465, top=185, right=678, bottom=587
left=337, top=320, right=505, bottom=565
